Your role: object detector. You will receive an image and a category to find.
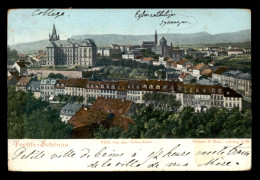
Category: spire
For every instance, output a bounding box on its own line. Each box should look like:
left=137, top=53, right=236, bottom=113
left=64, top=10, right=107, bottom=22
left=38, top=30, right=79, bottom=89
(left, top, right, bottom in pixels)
left=154, top=29, right=158, bottom=45
left=49, top=24, right=59, bottom=41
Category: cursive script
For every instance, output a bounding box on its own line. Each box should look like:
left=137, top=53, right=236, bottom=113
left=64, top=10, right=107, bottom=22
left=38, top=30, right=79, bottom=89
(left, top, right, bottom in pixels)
left=32, top=9, right=65, bottom=19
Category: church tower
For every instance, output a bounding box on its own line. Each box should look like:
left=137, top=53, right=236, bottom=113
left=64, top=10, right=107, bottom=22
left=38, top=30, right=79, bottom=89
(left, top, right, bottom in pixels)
left=49, top=24, right=59, bottom=41
left=154, top=30, right=157, bottom=45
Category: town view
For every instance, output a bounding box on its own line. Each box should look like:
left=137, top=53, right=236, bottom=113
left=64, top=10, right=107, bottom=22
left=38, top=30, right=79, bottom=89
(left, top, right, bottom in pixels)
left=7, top=9, right=251, bottom=139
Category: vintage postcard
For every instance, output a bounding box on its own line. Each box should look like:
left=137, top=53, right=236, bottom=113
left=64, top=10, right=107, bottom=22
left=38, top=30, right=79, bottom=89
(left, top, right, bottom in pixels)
left=7, top=8, right=251, bottom=171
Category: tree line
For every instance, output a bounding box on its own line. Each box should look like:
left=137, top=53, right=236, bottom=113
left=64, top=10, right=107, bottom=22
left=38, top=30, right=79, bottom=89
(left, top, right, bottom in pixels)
left=8, top=85, right=73, bottom=139
left=94, top=93, right=252, bottom=139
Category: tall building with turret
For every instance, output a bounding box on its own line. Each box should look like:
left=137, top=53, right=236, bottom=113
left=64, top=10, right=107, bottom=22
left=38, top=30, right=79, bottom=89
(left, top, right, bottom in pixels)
left=46, top=24, right=97, bottom=66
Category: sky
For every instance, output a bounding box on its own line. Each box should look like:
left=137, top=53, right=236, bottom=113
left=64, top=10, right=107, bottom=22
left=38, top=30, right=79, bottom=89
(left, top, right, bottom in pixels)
left=7, top=8, right=251, bottom=45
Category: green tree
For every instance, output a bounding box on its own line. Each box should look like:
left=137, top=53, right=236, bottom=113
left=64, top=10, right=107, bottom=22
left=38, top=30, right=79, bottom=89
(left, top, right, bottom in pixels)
left=48, top=73, right=65, bottom=79
left=143, top=92, right=181, bottom=112
left=57, top=94, right=65, bottom=104
left=7, top=46, right=19, bottom=65
left=76, top=96, right=85, bottom=104
left=8, top=86, right=72, bottom=139
left=87, top=97, right=96, bottom=105
left=190, top=79, right=197, bottom=84
left=69, top=95, right=78, bottom=103
left=24, top=108, right=73, bottom=139
left=199, top=75, right=208, bottom=80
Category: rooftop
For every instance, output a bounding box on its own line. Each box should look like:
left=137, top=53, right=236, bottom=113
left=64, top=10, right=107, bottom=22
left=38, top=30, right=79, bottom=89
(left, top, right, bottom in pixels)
left=66, top=78, right=88, bottom=88
left=60, top=103, right=83, bottom=116
left=91, top=97, right=132, bottom=116
left=194, top=63, right=206, bottom=70
left=16, top=76, right=32, bottom=86
left=213, top=66, right=228, bottom=75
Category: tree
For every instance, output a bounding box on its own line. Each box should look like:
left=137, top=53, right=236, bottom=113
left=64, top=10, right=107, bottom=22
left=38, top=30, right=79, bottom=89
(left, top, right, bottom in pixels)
left=190, top=78, right=197, bottom=84
left=76, top=96, right=85, bottom=104
left=8, top=86, right=73, bottom=139
left=69, top=95, right=78, bottom=103
left=48, top=73, right=65, bottom=79
left=7, top=46, right=19, bottom=65
left=87, top=97, right=96, bottom=105
left=199, top=75, right=208, bottom=80
left=143, top=92, right=181, bottom=112
left=57, top=94, right=65, bottom=104
left=24, top=108, right=73, bottom=139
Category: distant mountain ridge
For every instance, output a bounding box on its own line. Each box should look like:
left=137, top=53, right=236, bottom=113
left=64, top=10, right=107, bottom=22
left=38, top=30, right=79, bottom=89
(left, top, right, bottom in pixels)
left=9, top=29, right=251, bottom=54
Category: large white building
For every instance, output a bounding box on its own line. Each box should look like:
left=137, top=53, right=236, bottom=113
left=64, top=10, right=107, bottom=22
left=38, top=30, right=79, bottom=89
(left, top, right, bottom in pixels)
left=27, top=77, right=244, bottom=112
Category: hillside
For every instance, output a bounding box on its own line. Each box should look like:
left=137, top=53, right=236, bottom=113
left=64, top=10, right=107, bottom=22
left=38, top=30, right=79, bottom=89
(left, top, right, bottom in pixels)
left=9, top=29, right=251, bottom=54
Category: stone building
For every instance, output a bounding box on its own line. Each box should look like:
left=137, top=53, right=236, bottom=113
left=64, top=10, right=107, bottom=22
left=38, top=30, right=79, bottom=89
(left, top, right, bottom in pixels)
left=46, top=24, right=97, bottom=67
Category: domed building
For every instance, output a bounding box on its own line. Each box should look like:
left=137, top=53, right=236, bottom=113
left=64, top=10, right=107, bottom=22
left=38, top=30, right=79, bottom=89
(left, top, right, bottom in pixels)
left=151, top=35, right=173, bottom=58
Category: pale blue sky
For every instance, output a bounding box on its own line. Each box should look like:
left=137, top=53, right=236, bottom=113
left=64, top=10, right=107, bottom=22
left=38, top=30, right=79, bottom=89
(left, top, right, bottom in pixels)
left=8, top=8, right=251, bottom=45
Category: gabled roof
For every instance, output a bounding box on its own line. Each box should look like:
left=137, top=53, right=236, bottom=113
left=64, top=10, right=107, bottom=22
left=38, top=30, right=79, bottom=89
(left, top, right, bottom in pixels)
left=15, top=61, right=30, bottom=68
left=69, top=107, right=134, bottom=131
left=223, top=87, right=243, bottom=97
left=91, top=97, right=132, bottom=116
left=179, top=72, right=189, bottom=79
left=66, top=78, right=88, bottom=88
left=8, top=70, right=19, bottom=76
left=142, top=57, right=154, bottom=61
left=60, top=103, right=83, bottom=116
left=177, top=58, right=187, bottom=65
left=213, top=66, right=228, bottom=75
left=194, top=63, right=206, bottom=70
left=16, top=76, right=32, bottom=86
left=200, top=68, right=213, bottom=77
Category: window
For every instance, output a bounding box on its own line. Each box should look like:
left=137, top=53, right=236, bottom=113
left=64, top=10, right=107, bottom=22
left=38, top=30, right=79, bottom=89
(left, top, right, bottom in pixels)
left=156, top=85, right=160, bottom=89
left=163, top=85, right=167, bottom=90
left=218, top=89, right=222, bottom=93
left=178, top=86, right=182, bottom=91
left=136, top=85, right=140, bottom=89
left=101, top=84, right=104, bottom=88
left=212, top=88, right=215, bottom=93
left=149, top=85, right=153, bottom=89
left=143, top=84, right=147, bottom=89
left=203, top=88, right=206, bottom=92
left=196, top=88, right=199, bottom=93
left=170, top=86, right=174, bottom=91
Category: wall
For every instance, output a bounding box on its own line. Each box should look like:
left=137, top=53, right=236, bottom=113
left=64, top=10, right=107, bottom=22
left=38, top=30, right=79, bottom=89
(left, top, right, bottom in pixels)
left=27, top=70, right=82, bottom=78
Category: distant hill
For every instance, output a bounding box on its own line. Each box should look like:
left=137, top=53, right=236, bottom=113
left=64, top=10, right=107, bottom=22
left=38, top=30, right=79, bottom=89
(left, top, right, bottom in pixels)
left=9, top=29, right=251, bottom=54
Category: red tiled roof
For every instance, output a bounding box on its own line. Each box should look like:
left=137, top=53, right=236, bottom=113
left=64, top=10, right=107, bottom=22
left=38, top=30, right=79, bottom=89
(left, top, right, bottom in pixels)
left=200, top=68, right=213, bottom=77
left=16, top=61, right=29, bottom=68
left=16, top=76, right=32, bottom=86
left=213, top=66, right=227, bottom=75
left=194, top=63, right=205, bottom=70
left=69, top=107, right=110, bottom=128
left=91, top=97, right=132, bottom=116
left=183, top=84, right=224, bottom=95
left=69, top=106, right=134, bottom=133
left=177, top=58, right=187, bottom=65
left=66, top=78, right=88, bottom=88
left=228, top=49, right=244, bottom=52
left=87, top=81, right=119, bottom=90
left=55, top=79, right=68, bottom=89
left=223, top=87, right=243, bottom=97
left=142, top=57, right=154, bottom=61
left=179, top=72, right=189, bottom=79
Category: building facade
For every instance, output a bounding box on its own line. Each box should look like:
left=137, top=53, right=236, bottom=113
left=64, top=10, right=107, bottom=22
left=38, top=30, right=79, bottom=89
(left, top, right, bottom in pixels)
left=46, top=25, right=97, bottom=67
